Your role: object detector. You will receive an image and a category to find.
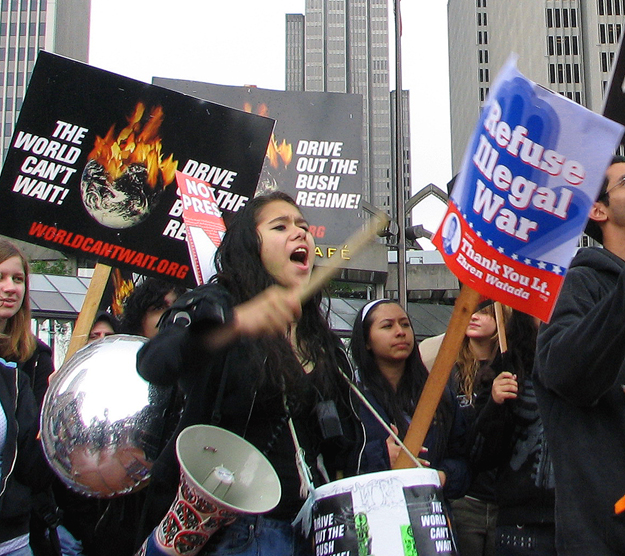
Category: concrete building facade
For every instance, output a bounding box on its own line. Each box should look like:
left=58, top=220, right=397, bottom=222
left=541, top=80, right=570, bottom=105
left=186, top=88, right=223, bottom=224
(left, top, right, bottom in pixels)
left=0, top=0, right=90, bottom=160
left=448, top=0, right=624, bottom=174
left=286, top=0, right=395, bottom=218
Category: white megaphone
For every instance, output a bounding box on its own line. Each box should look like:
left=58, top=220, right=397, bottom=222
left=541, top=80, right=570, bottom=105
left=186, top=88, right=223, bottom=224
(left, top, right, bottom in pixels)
left=137, top=425, right=282, bottom=556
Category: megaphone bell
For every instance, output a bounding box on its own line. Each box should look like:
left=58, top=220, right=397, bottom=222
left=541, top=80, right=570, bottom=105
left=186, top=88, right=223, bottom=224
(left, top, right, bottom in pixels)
left=137, top=425, right=282, bottom=556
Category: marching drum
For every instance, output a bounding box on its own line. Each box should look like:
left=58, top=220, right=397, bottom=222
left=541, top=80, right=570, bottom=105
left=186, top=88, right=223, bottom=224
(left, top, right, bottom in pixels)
left=311, top=468, right=456, bottom=556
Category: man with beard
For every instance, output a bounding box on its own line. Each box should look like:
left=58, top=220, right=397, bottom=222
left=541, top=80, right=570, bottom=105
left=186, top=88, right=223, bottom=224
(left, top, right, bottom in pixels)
left=533, top=155, right=625, bottom=555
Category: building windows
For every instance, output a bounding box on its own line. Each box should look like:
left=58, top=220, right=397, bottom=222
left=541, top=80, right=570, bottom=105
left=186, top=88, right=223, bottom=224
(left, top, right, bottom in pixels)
left=572, top=36, right=579, bottom=55
left=558, top=63, right=564, bottom=83
left=547, top=8, right=553, bottom=27
left=549, top=64, right=556, bottom=83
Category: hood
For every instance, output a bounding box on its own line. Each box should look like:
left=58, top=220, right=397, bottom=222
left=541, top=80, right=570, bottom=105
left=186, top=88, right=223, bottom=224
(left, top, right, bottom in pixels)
left=569, top=246, right=625, bottom=276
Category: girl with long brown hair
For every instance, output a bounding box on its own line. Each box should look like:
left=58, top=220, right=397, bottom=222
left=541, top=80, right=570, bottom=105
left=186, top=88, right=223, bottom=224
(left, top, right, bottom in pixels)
left=0, top=239, right=54, bottom=556
left=451, top=300, right=511, bottom=556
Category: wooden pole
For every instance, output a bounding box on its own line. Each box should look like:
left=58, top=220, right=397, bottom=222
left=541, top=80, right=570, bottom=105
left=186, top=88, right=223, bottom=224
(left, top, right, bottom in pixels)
left=63, top=263, right=112, bottom=364
left=393, top=285, right=481, bottom=469
left=299, top=214, right=389, bottom=303
left=494, top=301, right=508, bottom=353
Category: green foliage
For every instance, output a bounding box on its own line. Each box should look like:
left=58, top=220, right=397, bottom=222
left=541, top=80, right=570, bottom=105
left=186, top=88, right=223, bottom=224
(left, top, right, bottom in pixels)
left=30, top=259, right=72, bottom=276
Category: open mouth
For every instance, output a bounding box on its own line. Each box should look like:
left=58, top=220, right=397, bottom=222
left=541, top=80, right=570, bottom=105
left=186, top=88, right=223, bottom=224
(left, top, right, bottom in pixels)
left=290, top=247, right=308, bottom=265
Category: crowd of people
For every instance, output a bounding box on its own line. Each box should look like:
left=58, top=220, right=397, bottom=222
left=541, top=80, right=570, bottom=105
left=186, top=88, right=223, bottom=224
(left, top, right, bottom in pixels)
left=3, top=157, right=625, bottom=556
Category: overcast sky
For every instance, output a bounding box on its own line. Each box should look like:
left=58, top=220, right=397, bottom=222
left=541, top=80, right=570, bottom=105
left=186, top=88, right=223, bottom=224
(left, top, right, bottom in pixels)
left=89, top=0, right=449, bottom=233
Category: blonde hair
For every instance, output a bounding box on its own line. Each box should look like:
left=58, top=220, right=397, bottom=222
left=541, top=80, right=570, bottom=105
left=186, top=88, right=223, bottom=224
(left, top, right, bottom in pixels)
left=0, top=240, right=35, bottom=362
left=455, top=303, right=511, bottom=400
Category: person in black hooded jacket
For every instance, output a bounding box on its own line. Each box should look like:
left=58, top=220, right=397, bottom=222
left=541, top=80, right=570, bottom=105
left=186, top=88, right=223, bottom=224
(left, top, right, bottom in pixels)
left=135, top=192, right=364, bottom=556
left=0, top=359, right=50, bottom=556
left=533, top=155, right=625, bottom=555
left=0, top=239, right=55, bottom=556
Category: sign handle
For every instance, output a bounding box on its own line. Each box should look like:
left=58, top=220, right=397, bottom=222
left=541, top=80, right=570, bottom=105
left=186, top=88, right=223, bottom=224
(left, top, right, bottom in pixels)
left=63, top=263, right=112, bottom=364
left=494, top=301, right=508, bottom=353
left=299, top=214, right=389, bottom=303
left=393, top=285, right=481, bottom=469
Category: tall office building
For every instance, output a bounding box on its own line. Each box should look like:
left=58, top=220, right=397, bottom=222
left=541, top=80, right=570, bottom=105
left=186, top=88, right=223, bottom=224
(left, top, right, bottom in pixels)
left=391, top=88, right=412, bottom=231
left=0, top=0, right=90, bottom=160
left=286, top=0, right=397, bottom=218
left=448, top=0, right=623, bottom=174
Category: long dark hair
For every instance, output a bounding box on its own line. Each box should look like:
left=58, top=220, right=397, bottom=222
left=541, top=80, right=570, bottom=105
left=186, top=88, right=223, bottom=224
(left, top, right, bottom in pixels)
left=350, top=300, right=429, bottom=439
left=501, top=310, right=538, bottom=388
left=213, top=191, right=344, bottom=400
left=119, top=278, right=186, bottom=335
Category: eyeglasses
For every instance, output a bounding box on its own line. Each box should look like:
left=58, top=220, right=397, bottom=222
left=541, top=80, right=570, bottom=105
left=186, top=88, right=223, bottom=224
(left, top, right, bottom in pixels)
left=600, top=176, right=625, bottom=200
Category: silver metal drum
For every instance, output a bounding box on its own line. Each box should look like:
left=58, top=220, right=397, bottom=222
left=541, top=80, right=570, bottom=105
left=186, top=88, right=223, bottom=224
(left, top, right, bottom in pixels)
left=40, top=334, right=174, bottom=498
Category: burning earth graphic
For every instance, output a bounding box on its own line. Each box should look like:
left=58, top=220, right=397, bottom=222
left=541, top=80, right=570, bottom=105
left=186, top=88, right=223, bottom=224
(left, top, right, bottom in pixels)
left=242, top=103, right=292, bottom=196
left=81, top=103, right=178, bottom=229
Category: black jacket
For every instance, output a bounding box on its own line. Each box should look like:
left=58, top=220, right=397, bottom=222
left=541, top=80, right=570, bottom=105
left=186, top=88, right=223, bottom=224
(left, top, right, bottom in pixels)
left=136, top=284, right=365, bottom=539
left=357, top=384, right=470, bottom=500
left=0, top=360, right=49, bottom=544
left=472, top=355, right=555, bottom=527
left=533, top=247, right=625, bottom=555
left=19, top=339, right=54, bottom=411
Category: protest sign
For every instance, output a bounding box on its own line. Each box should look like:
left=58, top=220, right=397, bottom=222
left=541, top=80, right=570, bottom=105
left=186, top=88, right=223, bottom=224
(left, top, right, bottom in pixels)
left=0, top=52, right=274, bottom=287
left=432, top=57, right=624, bottom=321
left=175, top=171, right=227, bottom=285
left=153, top=79, right=363, bottom=262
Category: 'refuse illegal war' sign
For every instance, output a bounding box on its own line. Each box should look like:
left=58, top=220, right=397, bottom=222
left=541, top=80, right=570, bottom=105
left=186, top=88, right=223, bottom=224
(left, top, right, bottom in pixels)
left=432, top=57, right=624, bottom=321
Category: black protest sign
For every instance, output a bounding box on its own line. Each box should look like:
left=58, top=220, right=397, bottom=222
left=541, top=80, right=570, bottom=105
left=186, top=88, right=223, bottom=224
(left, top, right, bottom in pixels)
left=313, top=492, right=361, bottom=556
left=153, top=79, right=363, bottom=248
left=404, top=484, right=456, bottom=555
left=0, top=52, right=274, bottom=286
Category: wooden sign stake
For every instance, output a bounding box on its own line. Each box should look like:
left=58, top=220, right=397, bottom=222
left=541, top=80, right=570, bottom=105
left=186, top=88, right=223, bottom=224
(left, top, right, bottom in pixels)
left=63, top=262, right=112, bottom=364
left=393, top=285, right=481, bottom=469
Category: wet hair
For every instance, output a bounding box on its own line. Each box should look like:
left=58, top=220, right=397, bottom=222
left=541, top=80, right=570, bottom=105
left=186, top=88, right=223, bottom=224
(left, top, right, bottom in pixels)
left=212, top=191, right=344, bottom=400
left=0, top=239, right=35, bottom=361
left=585, top=154, right=625, bottom=244
left=350, top=300, right=429, bottom=439
left=456, top=302, right=511, bottom=400
left=119, top=278, right=186, bottom=336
